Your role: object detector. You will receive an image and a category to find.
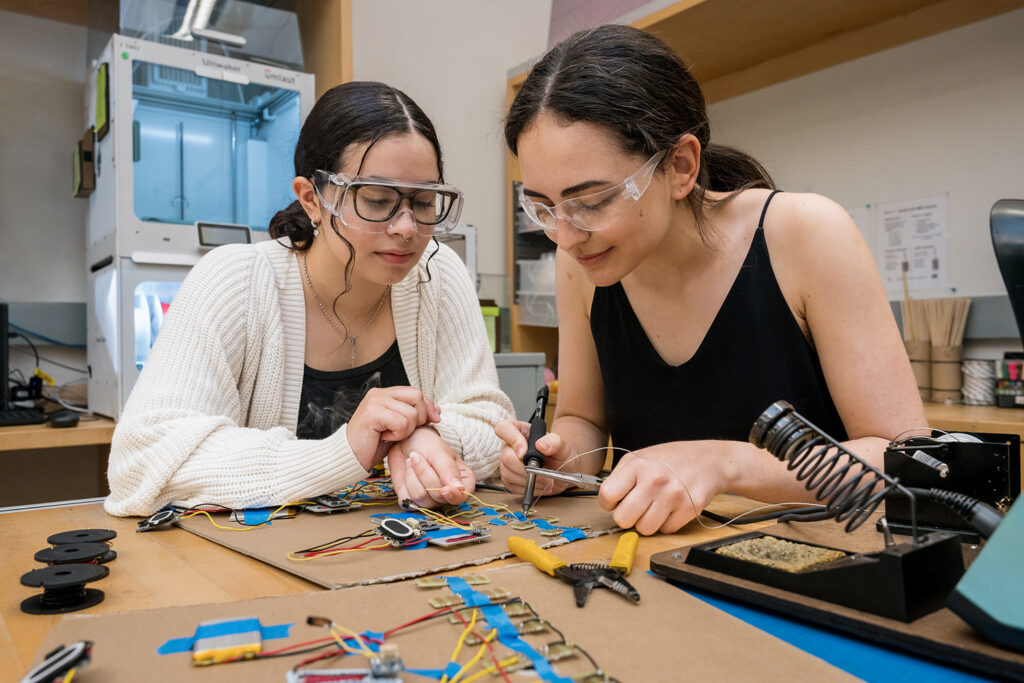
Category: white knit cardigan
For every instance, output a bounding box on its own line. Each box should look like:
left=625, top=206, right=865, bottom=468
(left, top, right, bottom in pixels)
left=105, top=238, right=514, bottom=516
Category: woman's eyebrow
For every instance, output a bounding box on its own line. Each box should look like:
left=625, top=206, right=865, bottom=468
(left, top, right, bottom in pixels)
left=560, top=179, right=609, bottom=197
left=523, top=179, right=611, bottom=201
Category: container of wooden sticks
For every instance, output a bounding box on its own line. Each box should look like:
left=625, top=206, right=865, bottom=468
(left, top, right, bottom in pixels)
left=900, top=299, right=931, bottom=401
left=926, top=298, right=971, bottom=404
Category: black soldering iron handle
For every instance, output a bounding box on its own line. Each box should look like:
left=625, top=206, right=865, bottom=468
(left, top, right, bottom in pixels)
left=523, top=386, right=550, bottom=470
left=521, top=386, right=550, bottom=512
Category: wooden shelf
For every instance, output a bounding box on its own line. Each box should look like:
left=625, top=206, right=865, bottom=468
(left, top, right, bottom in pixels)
left=0, top=417, right=115, bottom=452
left=924, top=403, right=1024, bottom=437
left=633, top=0, right=1024, bottom=103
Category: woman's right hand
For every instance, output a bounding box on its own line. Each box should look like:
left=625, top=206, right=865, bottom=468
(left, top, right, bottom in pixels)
left=347, top=387, right=441, bottom=470
left=495, top=419, right=575, bottom=495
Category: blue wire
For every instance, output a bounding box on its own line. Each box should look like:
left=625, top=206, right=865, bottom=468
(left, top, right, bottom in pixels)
left=8, top=323, right=86, bottom=349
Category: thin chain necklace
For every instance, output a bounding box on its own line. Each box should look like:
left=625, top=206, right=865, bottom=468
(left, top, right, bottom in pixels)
left=301, top=252, right=390, bottom=368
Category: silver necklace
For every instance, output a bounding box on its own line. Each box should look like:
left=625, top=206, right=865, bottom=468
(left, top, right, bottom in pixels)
left=301, top=252, right=390, bottom=368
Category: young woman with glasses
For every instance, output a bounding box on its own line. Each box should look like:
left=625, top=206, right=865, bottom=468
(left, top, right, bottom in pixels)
left=106, top=82, right=513, bottom=516
left=496, top=26, right=924, bottom=534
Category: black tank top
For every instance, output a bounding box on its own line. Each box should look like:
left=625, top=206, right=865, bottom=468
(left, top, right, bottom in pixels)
left=591, top=191, right=847, bottom=463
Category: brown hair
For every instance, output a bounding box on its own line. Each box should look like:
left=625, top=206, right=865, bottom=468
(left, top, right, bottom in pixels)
left=505, top=25, right=774, bottom=239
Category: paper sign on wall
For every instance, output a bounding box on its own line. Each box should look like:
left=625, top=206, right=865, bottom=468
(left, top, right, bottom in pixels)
left=875, top=194, right=948, bottom=293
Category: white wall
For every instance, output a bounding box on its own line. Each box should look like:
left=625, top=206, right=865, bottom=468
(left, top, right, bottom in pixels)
left=351, top=0, right=553, bottom=306
left=0, top=10, right=90, bottom=389
left=0, top=10, right=88, bottom=303
left=709, top=9, right=1024, bottom=300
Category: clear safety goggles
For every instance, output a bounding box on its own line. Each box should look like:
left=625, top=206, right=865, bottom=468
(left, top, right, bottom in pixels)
left=313, top=170, right=464, bottom=235
left=518, top=150, right=666, bottom=233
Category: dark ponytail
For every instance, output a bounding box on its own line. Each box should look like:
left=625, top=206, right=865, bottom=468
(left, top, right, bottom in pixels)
left=269, top=81, right=445, bottom=251
left=505, top=25, right=773, bottom=240
left=269, top=199, right=314, bottom=250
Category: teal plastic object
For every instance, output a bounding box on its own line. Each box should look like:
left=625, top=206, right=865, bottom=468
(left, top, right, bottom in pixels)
left=947, top=496, right=1024, bottom=652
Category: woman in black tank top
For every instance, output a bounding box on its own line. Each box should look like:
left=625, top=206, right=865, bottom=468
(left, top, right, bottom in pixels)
left=495, top=26, right=925, bottom=535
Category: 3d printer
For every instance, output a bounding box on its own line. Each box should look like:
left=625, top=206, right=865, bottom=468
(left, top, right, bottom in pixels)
left=83, top=2, right=314, bottom=418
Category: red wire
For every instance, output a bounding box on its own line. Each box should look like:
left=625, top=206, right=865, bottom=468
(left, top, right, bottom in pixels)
left=302, top=536, right=384, bottom=558
left=259, top=635, right=336, bottom=656
left=381, top=606, right=453, bottom=639
left=449, top=605, right=512, bottom=683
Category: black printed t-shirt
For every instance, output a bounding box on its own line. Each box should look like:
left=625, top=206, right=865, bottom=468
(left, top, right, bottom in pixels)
left=296, top=340, right=410, bottom=440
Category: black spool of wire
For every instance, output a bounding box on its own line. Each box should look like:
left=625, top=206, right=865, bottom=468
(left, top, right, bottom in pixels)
left=749, top=400, right=917, bottom=534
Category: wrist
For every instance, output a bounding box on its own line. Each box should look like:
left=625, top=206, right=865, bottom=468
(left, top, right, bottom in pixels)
left=723, top=440, right=768, bottom=497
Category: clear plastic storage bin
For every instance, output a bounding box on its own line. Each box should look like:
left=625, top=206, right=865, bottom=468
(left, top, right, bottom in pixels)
left=517, top=257, right=556, bottom=294
left=517, top=292, right=558, bottom=327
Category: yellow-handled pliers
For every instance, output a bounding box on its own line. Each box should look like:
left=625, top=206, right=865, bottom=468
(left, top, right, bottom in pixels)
left=508, top=532, right=640, bottom=607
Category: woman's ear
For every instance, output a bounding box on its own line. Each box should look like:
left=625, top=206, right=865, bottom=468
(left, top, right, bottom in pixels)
left=667, top=134, right=701, bottom=200
left=292, top=176, right=321, bottom=222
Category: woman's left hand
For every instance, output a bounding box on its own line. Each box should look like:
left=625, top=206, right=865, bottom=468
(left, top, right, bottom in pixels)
left=597, top=442, right=734, bottom=535
left=386, top=427, right=475, bottom=508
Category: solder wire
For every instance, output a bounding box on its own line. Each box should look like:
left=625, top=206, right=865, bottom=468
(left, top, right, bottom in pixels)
left=537, top=446, right=827, bottom=529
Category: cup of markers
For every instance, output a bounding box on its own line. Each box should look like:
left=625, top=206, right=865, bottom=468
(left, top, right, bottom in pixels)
left=995, top=358, right=1024, bottom=408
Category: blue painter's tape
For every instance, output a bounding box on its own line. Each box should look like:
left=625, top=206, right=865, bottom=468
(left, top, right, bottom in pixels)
left=489, top=519, right=507, bottom=526
left=408, top=668, right=446, bottom=678
left=445, top=576, right=491, bottom=607
left=531, top=518, right=587, bottom=542
left=157, top=618, right=293, bottom=655
left=242, top=508, right=274, bottom=525
left=444, top=661, right=463, bottom=678
left=480, top=604, right=519, bottom=639
left=469, top=593, right=573, bottom=682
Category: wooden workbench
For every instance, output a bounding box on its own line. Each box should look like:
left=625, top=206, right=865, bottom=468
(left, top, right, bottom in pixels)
left=0, top=418, right=116, bottom=508
left=924, top=402, right=1024, bottom=436
left=0, top=417, right=115, bottom=452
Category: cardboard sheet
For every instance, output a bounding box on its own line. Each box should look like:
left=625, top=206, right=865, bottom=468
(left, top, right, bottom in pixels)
left=175, top=491, right=623, bottom=589
left=29, top=561, right=858, bottom=682
left=650, top=517, right=1024, bottom=680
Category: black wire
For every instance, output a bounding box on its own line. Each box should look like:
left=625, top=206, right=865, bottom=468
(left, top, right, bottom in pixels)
left=172, top=503, right=305, bottom=528
left=699, top=506, right=824, bottom=525
left=258, top=642, right=339, bottom=660
left=9, top=346, right=88, bottom=374
left=10, top=333, right=39, bottom=367
left=473, top=483, right=509, bottom=493
left=292, top=529, right=377, bottom=555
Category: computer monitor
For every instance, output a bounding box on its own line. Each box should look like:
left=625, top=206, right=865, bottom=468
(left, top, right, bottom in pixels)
left=1, top=302, right=9, bottom=410
left=990, top=199, right=1024, bottom=343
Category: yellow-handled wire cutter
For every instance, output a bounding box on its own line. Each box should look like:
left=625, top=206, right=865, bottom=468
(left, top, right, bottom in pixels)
left=508, top=532, right=641, bottom=607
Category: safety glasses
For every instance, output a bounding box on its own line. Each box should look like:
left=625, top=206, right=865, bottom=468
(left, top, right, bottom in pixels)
left=518, top=150, right=666, bottom=233
left=313, top=170, right=464, bottom=235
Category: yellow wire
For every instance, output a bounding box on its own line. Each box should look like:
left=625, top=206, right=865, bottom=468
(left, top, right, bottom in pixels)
left=61, top=669, right=76, bottom=683
left=449, top=629, right=497, bottom=683
left=327, top=627, right=362, bottom=655
left=440, top=609, right=478, bottom=683
left=459, top=655, right=519, bottom=683
left=462, top=492, right=516, bottom=516
left=182, top=501, right=315, bottom=531
left=417, top=506, right=473, bottom=529
left=331, top=624, right=375, bottom=658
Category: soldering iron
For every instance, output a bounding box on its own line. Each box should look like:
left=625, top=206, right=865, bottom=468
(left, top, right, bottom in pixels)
left=521, top=385, right=550, bottom=513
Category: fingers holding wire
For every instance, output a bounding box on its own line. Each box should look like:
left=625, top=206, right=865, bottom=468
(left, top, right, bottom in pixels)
left=409, top=450, right=474, bottom=505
